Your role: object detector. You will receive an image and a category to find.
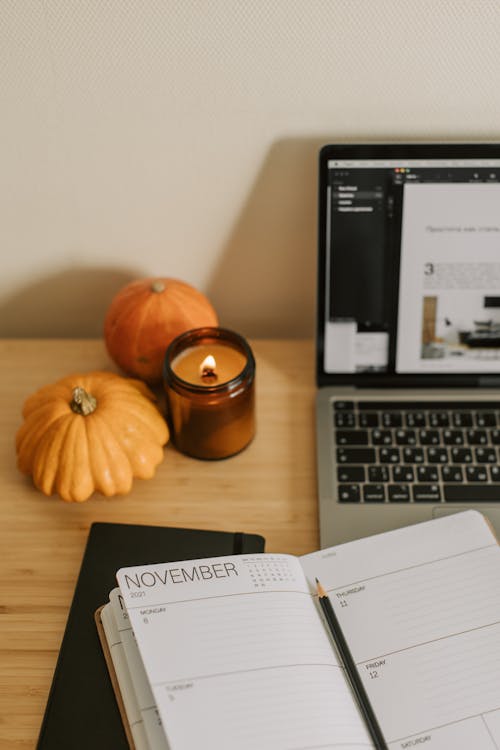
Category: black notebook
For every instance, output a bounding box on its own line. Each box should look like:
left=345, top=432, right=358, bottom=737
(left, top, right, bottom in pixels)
left=36, top=522, right=265, bottom=750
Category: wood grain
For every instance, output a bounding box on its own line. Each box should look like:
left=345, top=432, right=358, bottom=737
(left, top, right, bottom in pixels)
left=0, top=338, right=318, bottom=748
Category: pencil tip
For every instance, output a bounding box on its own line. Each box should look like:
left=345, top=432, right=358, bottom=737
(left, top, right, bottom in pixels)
left=315, top=577, right=319, bottom=583
left=315, top=578, right=327, bottom=597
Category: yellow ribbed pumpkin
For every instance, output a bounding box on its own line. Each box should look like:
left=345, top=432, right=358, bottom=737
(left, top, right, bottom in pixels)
left=16, top=371, right=169, bottom=502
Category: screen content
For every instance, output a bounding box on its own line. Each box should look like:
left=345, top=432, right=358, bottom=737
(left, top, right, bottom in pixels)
left=323, top=158, right=500, bottom=374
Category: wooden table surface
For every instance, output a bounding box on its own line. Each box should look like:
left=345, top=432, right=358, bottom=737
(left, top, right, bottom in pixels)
left=0, top=338, right=318, bottom=749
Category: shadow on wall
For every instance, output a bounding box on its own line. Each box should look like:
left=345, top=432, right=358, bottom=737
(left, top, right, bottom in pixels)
left=0, top=136, right=329, bottom=339
left=0, top=267, right=141, bottom=337
left=207, top=136, right=329, bottom=339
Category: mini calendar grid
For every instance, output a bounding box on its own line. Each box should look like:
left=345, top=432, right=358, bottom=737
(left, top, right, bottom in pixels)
left=242, top=556, right=296, bottom=587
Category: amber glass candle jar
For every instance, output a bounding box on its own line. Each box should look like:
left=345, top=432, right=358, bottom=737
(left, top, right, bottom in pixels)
left=163, top=327, right=256, bottom=459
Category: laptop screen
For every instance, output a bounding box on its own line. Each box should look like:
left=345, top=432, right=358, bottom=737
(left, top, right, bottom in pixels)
left=317, top=143, right=500, bottom=387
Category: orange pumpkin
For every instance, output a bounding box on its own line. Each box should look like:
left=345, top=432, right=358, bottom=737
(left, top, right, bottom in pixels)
left=104, top=277, right=218, bottom=383
left=16, top=371, right=169, bottom=502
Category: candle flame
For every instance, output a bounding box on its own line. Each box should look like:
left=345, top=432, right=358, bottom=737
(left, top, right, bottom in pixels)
left=200, top=354, right=217, bottom=378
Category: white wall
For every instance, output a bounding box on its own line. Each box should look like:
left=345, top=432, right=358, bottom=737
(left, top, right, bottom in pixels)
left=2, top=1, right=500, bottom=338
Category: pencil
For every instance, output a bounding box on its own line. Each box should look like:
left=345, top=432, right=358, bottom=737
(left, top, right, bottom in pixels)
left=315, top=578, right=388, bottom=750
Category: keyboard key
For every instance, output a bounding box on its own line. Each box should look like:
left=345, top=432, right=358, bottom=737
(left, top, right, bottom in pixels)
left=466, top=466, right=488, bottom=482
left=452, top=412, right=473, bottom=427
left=444, top=485, right=500, bottom=502
left=358, top=412, right=379, bottom=427
left=419, top=429, right=440, bottom=445
left=379, top=447, right=400, bottom=463
left=363, top=484, right=385, bottom=502
left=337, top=448, right=376, bottom=464
left=338, top=484, right=361, bottom=502
left=334, top=401, right=354, bottom=410
left=382, top=412, right=403, bottom=427
left=372, top=429, right=392, bottom=445
left=392, top=465, right=414, bottom=482
left=475, top=448, right=497, bottom=463
left=368, top=466, right=389, bottom=482
left=335, top=412, right=355, bottom=427
left=406, top=412, right=426, bottom=427
left=395, top=429, right=416, bottom=445
left=466, top=429, right=488, bottom=445
left=403, top=447, right=424, bottom=464
left=413, top=484, right=441, bottom=502
left=490, top=466, right=500, bottom=482
left=427, top=447, right=449, bottom=463
left=429, top=412, right=449, bottom=427
left=442, top=430, right=464, bottom=445
left=476, top=412, right=496, bottom=427
left=335, top=430, right=369, bottom=446
left=337, top=466, right=365, bottom=483
left=417, top=465, right=439, bottom=482
left=491, top=429, right=500, bottom=445
left=451, top=447, right=473, bottom=463
left=441, top=466, right=463, bottom=482
left=388, top=484, right=410, bottom=502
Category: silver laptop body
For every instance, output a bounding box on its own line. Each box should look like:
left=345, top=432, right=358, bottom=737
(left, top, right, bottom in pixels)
left=316, top=143, right=500, bottom=547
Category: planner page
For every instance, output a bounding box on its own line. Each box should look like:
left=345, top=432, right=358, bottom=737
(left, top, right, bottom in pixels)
left=109, top=588, right=169, bottom=750
left=117, top=554, right=373, bottom=750
left=301, top=510, right=500, bottom=750
left=99, top=602, right=150, bottom=750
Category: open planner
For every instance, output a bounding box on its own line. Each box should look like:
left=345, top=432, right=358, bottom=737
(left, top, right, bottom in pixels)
left=98, top=511, right=500, bottom=750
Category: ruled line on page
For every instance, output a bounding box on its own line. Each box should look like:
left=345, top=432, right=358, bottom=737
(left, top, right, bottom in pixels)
left=124, top=587, right=312, bottom=610
left=356, top=618, right=500, bottom=666
left=390, top=705, right=500, bottom=745
left=324, top=543, right=497, bottom=596
left=150, top=661, right=343, bottom=687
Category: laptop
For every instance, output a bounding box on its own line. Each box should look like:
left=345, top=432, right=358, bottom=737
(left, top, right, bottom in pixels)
left=316, top=142, right=500, bottom=547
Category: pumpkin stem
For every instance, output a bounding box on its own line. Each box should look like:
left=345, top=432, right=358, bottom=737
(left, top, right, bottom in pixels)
left=151, top=280, right=165, bottom=293
left=70, top=387, right=97, bottom=416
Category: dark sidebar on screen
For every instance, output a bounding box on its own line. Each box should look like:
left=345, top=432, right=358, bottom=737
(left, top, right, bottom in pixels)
left=327, top=167, right=402, bottom=370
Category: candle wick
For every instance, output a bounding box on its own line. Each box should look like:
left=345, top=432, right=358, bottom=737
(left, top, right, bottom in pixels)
left=200, top=354, right=218, bottom=381
left=201, top=366, right=218, bottom=381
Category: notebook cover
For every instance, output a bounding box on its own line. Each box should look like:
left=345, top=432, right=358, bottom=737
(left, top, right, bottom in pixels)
left=37, top=522, right=265, bottom=749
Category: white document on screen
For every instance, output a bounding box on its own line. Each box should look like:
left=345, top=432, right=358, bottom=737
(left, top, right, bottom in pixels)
left=396, top=182, right=500, bottom=373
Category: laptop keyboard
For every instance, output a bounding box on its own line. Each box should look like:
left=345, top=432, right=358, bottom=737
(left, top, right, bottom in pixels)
left=334, top=400, right=500, bottom=503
